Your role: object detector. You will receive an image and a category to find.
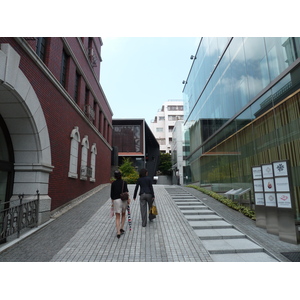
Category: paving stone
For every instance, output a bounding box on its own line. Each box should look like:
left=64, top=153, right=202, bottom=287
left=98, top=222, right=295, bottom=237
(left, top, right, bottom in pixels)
left=2, top=184, right=299, bottom=262
left=185, top=214, right=222, bottom=220
left=188, top=220, right=233, bottom=229
left=178, top=205, right=206, bottom=210
left=194, top=228, right=246, bottom=239
left=0, top=185, right=213, bottom=262
left=210, top=252, right=278, bottom=262
left=181, top=209, right=213, bottom=214
left=201, top=238, right=264, bottom=253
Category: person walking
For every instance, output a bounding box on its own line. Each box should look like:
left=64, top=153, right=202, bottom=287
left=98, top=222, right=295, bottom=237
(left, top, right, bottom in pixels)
left=133, top=168, right=155, bottom=227
left=110, top=170, right=130, bottom=238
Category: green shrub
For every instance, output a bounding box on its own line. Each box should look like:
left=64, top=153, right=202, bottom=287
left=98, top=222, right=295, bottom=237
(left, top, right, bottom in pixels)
left=123, top=173, right=139, bottom=184
left=117, top=158, right=139, bottom=184
left=119, top=158, right=136, bottom=177
left=186, top=185, right=256, bottom=220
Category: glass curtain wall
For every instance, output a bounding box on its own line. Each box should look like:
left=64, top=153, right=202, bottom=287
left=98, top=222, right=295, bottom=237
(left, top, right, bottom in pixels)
left=184, top=37, right=300, bottom=219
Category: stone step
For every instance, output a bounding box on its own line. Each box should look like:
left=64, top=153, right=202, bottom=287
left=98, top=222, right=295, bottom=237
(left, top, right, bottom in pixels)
left=210, top=252, right=279, bottom=262
left=185, top=214, right=222, bottom=221
left=188, top=220, right=233, bottom=229
left=182, top=209, right=215, bottom=215
left=201, top=238, right=264, bottom=254
left=194, top=228, right=246, bottom=240
left=178, top=205, right=207, bottom=210
left=176, top=201, right=202, bottom=205
left=173, top=198, right=199, bottom=201
left=177, top=203, right=203, bottom=206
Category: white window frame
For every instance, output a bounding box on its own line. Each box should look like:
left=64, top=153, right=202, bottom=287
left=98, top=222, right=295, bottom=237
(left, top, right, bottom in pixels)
left=90, top=143, right=97, bottom=182
left=68, top=126, right=81, bottom=178
left=80, top=135, right=89, bottom=180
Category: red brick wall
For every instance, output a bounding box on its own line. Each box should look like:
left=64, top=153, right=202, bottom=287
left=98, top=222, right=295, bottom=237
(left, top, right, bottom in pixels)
left=0, top=37, right=112, bottom=211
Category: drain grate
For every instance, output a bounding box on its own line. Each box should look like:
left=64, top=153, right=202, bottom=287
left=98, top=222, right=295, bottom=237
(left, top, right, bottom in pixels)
left=281, top=252, right=300, bottom=262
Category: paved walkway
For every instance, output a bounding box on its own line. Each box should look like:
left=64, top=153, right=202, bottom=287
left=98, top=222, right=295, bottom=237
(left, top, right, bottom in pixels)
left=0, top=184, right=212, bottom=262
left=0, top=184, right=300, bottom=262
left=185, top=186, right=300, bottom=262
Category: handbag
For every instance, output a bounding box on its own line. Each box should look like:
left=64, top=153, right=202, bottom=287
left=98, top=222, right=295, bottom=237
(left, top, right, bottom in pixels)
left=150, top=201, right=158, bottom=215
left=120, top=180, right=129, bottom=201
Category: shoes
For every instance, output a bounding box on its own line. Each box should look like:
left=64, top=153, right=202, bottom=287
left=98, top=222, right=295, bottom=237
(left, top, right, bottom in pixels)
left=117, top=234, right=121, bottom=239
left=120, top=229, right=125, bottom=234
left=142, top=225, right=146, bottom=227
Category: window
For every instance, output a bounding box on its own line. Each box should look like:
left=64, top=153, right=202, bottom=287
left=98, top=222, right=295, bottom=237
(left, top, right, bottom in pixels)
left=68, top=127, right=81, bottom=178
left=157, top=138, right=166, bottom=145
left=90, top=143, right=97, bottom=182
left=168, top=115, right=182, bottom=121
left=80, top=136, right=89, bottom=180
left=60, top=49, right=68, bottom=87
left=167, top=105, right=183, bottom=111
left=85, top=87, right=89, bottom=106
left=159, top=116, right=165, bottom=121
left=74, top=72, right=80, bottom=102
left=112, top=125, right=141, bottom=152
left=36, top=37, right=46, bottom=61
left=88, top=37, right=97, bottom=67
left=156, top=128, right=163, bottom=132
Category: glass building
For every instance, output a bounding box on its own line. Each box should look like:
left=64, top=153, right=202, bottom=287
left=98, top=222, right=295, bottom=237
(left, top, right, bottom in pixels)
left=183, top=37, right=300, bottom=221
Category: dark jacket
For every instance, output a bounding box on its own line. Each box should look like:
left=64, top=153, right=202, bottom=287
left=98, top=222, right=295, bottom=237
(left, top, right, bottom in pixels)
left=133, top=176, right=155, bottom=199
left=110, top=179, right=128, bottom=200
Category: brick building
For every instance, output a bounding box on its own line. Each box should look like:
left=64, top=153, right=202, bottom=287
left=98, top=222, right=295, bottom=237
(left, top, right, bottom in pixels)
left=0, top=38, right=113, bottom=225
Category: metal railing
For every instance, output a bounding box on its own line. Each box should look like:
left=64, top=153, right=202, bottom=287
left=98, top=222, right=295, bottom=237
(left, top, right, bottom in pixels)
left=0, top=191, right=39, bottom=243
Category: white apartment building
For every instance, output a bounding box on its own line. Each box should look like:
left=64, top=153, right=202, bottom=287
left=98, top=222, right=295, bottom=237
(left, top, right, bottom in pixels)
left=171, top=120, right=185, bottom=185
left=150, top=100, right=184, bottom=153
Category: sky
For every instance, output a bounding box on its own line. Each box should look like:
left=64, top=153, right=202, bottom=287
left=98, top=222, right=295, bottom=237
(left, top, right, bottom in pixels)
left=100, top=37, right=201, bottom=125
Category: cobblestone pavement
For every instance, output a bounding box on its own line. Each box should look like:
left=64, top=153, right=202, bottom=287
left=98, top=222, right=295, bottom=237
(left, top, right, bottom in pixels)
left=0, top=184, right=212, bottom=262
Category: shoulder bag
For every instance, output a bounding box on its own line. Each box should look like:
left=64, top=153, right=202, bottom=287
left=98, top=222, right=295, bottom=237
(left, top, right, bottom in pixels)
left=120, top=180, right=129, bottom=201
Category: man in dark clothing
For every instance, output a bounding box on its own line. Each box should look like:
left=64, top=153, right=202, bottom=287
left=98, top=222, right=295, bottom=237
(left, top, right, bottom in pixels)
left=133, top=168, right=155, bottom=227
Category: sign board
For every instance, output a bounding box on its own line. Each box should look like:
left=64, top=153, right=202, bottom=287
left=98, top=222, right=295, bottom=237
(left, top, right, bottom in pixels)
left=253, top=180, right=263, bottom=192
left=265, top=193, right=277, bottom=207
left=252, top=160, right=293, bottom=209
left=273, top=161, right=288, bottom=177
left=254, top=193, right=265, bottom=206
left=262, top=164, right=273, bottom=178
left=275, top=177, right=290, bottom=192
left=252, top=167, right=262, bottom=179
left=277, top=193, right=292, bottom=208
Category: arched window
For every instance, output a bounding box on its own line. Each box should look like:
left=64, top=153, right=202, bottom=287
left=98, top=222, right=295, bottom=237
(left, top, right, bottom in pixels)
left=90, top=143, right=97, bottom=182
left=80, top=136, right=89, bottom=180
left=68, top=127, right=80, bottom=178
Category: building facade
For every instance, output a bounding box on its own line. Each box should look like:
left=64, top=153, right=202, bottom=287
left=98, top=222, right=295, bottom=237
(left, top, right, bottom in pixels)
left=0, top=37, right=113, bottom=227
left=171, top=120, right=186, bottom=185
left=183, top=37, right=300, bottom=222
left=150, top=100, right=184, bottom=153
left=112, top=119, right=159, bottom=178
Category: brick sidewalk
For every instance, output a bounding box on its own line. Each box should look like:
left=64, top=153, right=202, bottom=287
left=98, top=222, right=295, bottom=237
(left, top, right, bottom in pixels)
left=50, top=185, right=212, bottom=262
left=0, top=185, right=212, bottom=262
